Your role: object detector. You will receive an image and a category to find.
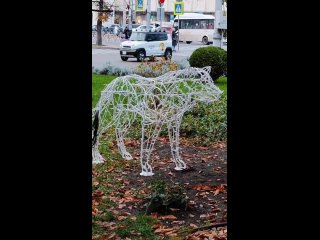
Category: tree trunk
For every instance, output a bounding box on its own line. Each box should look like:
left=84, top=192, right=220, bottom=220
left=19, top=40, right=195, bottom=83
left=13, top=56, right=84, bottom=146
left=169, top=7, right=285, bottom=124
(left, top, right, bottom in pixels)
left=96, top=0, right=103, bottom=45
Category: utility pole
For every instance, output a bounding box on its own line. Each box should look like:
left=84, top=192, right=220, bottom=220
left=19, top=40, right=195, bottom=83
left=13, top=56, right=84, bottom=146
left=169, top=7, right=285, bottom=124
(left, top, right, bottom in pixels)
left=146, top=0, right=151, bottom=30
left=213, top=0, right=222, bottom=48
left=128, top=0, right=133, bottom=31
left=160, top=3, right=162, bottom=28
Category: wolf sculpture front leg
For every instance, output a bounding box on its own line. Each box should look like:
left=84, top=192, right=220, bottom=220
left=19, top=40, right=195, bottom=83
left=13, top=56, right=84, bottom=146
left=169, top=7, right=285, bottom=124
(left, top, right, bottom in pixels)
left=139, top=121, right=163, bottom=176
left=92, top=109, right=104, bottom=164
left=92, top=141, right=104, bottom=164
left=115, top=127, right=133, bottom=160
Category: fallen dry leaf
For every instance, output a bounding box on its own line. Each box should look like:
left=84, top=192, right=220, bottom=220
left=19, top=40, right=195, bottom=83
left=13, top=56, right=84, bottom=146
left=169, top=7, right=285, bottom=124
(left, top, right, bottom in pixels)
left=190, top=223, right=198, bottom=228
left=100, top=222, right=116, bottom=228
left=107, top=232, right=116, bottom=239
left=172, top=220, right=184, bottom=225
left=165, top=231, right=178, bottom=237
left=93, top=181, right=99, bottom=186
left=169, top=208, right=180, bottom=212
left=159, top=215, right=177, bottom=220
left=196, top=146, right=208, bottom=150
left=152, top=222, right=162, bottom=229
left=118, top=203, right=126, bottom=209
left=154, top=227, right=175, bottom=234
left=150, top=212, right=159, bottom=219
left=105, top=167, right=115, bottom=173
left=125, top=140, right=136, bottom=147
left=117, top=215, right=127, bottom=221
left=193, top=184, right=214, bottom=191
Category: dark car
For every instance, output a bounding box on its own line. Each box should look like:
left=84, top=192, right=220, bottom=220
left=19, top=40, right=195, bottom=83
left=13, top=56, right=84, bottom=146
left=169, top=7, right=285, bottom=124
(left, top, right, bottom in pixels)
left=102, top=26, right=109, bottom=33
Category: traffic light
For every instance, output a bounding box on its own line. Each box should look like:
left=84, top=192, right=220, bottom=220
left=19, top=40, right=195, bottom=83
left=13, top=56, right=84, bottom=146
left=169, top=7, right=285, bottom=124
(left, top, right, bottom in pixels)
left=159, top=0, right=165, bottom=4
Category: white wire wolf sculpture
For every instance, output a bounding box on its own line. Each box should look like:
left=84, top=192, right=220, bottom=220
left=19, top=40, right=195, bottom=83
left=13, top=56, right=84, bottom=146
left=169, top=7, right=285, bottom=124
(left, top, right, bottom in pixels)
left=92, top=67, right=223, bottom=176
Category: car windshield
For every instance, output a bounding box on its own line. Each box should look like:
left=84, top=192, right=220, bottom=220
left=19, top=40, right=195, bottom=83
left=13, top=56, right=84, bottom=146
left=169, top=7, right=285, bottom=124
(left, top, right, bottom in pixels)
left=129, top=32, right=146, bottom=41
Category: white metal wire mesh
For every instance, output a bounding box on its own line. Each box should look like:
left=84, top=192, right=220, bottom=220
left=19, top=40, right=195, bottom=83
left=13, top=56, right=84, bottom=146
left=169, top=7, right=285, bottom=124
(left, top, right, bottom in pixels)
left=92, top=67, right=223, bottom=176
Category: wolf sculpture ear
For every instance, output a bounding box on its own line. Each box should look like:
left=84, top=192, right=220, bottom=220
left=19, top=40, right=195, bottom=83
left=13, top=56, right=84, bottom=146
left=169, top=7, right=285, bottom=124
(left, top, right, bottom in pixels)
left=202, top=66, right=212, bottom=74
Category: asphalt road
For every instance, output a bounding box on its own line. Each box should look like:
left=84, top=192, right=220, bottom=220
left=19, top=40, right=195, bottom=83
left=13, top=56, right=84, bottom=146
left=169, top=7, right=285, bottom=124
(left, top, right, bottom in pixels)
left=92, top=38, right=217, bottom=70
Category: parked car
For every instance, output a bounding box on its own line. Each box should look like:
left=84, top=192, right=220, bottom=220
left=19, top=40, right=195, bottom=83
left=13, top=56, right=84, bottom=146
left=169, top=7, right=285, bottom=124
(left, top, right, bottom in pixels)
left=102, top=26, right=109, bottom=33
left=156, top=26, right=174, bottom=34
left=135, top=24, right=159, bottom=32
left=120, top=31, right=173, bottom=62
left=123, top=24, right=141, bottom=31
left=92, top=25, right=97, bottom=31
left=109, top=24, right=122, bottom=35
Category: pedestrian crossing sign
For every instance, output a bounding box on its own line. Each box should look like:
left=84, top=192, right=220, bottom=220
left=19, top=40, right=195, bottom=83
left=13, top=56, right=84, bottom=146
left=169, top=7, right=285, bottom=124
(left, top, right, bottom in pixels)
left=136, top=0, right=144, bottom=11
left=174, top=2, right=184, bottom=15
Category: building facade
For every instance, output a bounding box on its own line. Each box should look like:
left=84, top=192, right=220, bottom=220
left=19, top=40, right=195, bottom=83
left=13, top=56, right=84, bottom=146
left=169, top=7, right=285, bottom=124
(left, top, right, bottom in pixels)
left=135, top=0, right=215, bottom=24
left=93, top=0, right=224, bottom=26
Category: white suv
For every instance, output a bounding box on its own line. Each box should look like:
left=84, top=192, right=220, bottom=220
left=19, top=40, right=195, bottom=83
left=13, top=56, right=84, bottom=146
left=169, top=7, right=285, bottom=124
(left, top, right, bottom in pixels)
left=120, top=31, right=173, bottom=62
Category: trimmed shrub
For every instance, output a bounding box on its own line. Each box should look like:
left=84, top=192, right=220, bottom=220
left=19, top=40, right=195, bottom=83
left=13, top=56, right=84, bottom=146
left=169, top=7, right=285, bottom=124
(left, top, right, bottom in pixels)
left=180, top=94, right=227, bottom=144
left=98, top=62, right=133, bottom=76
left=189, top=46, right=227, bottom=81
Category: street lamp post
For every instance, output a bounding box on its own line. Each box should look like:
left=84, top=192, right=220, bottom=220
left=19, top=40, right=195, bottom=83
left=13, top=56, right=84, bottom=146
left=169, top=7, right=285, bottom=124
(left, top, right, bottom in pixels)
left=213, top=0, right=222, bottom=48
left=159, top=0, right=165, bottom=27
left=146, top=0, right=151, bottom=30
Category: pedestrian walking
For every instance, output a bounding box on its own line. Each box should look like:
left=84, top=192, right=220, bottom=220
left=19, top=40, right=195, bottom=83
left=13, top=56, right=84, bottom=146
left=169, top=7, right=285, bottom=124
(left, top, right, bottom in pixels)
left=172, top=30, right=177, bottom=52
left=124, top=26, right=130, bottom=39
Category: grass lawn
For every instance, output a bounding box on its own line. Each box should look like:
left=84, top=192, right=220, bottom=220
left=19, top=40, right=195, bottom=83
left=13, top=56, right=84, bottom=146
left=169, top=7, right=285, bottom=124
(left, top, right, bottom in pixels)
left=92, top=74, right=115, bottom=108
left=92, top=74, right=227, bottom=107
left=216, top=76, right=227, bottom=94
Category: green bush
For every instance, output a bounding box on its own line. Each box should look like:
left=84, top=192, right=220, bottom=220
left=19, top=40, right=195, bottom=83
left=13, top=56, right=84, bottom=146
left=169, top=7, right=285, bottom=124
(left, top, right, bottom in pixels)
left=126, top=95, right=227, bottom=145
left=181, top=95, right=227, bottom=144
left=145, top=180, right=188, bottom=214
left=189, top=46, right=227, bottom=81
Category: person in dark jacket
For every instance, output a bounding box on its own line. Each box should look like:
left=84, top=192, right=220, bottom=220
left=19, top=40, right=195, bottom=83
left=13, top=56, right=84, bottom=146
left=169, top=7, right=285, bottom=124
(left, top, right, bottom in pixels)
left=172, top=30, right=177, bottom=51
left=124, top=26, right=129, bottom=39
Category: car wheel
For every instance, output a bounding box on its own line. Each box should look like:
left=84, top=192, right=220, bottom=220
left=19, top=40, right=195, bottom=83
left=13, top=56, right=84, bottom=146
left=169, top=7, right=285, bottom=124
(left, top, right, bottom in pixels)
left=121, top=56, right=128, bottom=61
left=137, top=50, right=145, bottom=62
left=186, top=41, right=192, bottom=44
left=164, top=49, right=172, bottom=60
left=202, top=36, right=209, bottom=45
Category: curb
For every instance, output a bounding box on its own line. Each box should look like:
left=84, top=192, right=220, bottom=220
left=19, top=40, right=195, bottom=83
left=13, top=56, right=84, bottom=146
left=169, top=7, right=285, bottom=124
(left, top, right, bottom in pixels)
left=92, top=44, right=120, bottom=50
